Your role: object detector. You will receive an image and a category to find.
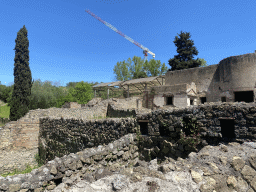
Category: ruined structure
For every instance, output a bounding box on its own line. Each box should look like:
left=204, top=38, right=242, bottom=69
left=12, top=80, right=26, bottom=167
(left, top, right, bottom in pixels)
left=93, top=52, right=256, bottom=109
left=152, top=52, right=256, bottom=108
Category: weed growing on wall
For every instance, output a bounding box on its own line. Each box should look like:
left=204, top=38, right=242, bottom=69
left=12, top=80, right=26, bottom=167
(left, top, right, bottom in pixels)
left=158, top=114, right=202, bottom=153
left=179, top=116, right=202, bottom=152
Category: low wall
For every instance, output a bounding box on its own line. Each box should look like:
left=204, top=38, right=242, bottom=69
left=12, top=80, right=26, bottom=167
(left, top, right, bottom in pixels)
left=0, top=134, right=140, bottom=192
left=107, top=104, right=137, bottom=118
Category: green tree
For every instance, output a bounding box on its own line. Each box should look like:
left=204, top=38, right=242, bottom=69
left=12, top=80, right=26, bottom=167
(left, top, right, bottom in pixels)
left=128, top=56, right=147, bottom=79
left=113, top=61, right=132, bottom=81
left=143, top=59, right=168, bottom=77
left=168, top=31, right=202, bottom=71
left=9, top=25, right=34, bottom=121
left=54, top=88, right=79, bottom=108
left=27, top=79, right=63, bottom=110
left=68, top=81, right=94, bottom=104
left=0, top=85, right=13, bottom=103
left=198, top=58, right=208, bottom=67
left=113, top=56, right=168, bottom=81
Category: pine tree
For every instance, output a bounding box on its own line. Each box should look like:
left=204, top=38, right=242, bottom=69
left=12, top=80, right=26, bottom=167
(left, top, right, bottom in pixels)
left=168, top=31, right=202, bottom=71
left=9, top=25, right=34, bottom=121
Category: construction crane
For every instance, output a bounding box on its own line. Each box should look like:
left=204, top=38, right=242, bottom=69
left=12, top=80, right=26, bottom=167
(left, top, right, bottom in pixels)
left=85, top=9, right=155, bottom=61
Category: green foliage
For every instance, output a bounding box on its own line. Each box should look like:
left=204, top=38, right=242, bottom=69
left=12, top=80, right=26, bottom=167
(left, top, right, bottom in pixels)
left=179, top=117, right=202, bottom=152
left=0, top=85, right=13, bottom=103
left=68, top=81, right=94, bottom=104
left=9, top=25, right=33, bottom=121
left=143, top=59, right=168, bottom=77
left=113, top=56, right=168, bottom=81
left=198, top=58, right=208, bottom=67
left=113, top=60, right=133, bottom=81
left=157, top=115, right=202, bottom=153
left=54, top=90, right=79, bottom=108
left=168, top=31, right=202, bottom=71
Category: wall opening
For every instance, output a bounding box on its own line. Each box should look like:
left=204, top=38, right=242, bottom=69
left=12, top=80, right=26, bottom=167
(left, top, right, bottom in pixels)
left=234, top=91, right=254, bottom=103
left=138, top=122, right=148, bottom=135
left=190, top=99, right=193, bottom=105
left=220, top=119, right=235, bottom=140
left=166, top=96, right=173, bottom=105
left=200, top=97, right=206, bottom=104
left=221, top=97, right=226, bottom=102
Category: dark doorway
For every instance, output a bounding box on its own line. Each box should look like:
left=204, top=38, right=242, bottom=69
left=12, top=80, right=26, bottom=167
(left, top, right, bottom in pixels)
left=234, top=91, right=254, bottom=103
left=200, top=97, right=206, bottom=104
left=166, top=97, right=173, bottom=105
left=190, top=99, right=193, bottom=105
left=220, top=119, right=235, bottom=139
left=138, top=122, right=148, bottom=135
left=221, top=97, right=226, bottom=102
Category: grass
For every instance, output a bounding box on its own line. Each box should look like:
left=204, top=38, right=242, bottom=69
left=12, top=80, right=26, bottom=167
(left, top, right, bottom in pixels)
left=0, top=103, right=10, bottom=127
left=0, top=153, right=44, bottom=178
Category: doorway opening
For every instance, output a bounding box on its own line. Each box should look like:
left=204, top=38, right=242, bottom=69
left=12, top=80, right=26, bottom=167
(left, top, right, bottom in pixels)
left=166, top=96, right=173, bottom=105
left=220, top=118, right=235, bottom=141
left=221, top=97, right=226, bottom=102
left=138, top=122, right=148, bottom=135
left=200, top=97, right=206, bottom=104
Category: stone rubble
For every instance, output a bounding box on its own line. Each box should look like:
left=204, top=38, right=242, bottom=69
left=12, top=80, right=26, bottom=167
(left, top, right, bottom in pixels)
left=1, top=132, right=256, bottom=192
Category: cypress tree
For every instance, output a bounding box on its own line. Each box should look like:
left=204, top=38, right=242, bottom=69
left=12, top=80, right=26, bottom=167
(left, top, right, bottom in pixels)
left=168, top=31, right=202, bottom=71
left=9, top=25, right=34, bottom=121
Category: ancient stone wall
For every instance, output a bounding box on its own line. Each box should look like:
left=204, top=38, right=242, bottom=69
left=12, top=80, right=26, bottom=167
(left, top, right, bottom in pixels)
left=0, top=118, right=40, bottom=176
left=1, top=102, right=256, bottom=191
left=0, top=134, right=140, bottom=192
left=137, top=101, right=256, bottom=144
left=0, top=97, right=145, bottom=175
left=61, top=102, right=81, bottom=109
left=38, top=117, right=138, bottom=165
left=161, top=52, right=256, bottom=107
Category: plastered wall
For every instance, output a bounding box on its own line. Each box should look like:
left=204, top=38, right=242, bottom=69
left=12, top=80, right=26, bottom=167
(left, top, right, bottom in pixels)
left=151, top=52, right=256, bottom=108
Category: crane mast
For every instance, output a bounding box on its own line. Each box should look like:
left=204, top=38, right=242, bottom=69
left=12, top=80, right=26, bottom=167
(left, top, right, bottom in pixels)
left=85, top=9, right=155, bottom=60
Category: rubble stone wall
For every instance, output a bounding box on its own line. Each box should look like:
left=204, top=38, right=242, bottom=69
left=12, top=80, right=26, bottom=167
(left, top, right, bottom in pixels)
left=0, top=97, right=145, bottom=175
left=1, top=101, right=256, bottom=191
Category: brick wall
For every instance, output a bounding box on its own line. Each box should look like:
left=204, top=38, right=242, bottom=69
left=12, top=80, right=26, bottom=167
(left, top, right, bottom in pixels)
left=0, top=118, right=40, bottom=175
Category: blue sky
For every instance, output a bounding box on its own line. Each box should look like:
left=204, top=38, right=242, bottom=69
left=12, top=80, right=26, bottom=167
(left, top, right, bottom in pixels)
left=1, top=0, right=255, bottom=88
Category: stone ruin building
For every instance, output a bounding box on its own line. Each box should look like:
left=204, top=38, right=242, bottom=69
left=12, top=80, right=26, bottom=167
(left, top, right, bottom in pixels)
left=69, top=51, right=256, bottom=110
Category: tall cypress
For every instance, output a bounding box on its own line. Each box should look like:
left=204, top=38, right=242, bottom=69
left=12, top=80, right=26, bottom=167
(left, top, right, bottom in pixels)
left=168, top=31, right=202, bottom=71
left=9, top=25, right=34, bottom=121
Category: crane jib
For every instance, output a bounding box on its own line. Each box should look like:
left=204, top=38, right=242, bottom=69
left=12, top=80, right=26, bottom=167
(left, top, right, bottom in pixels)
left=85, top=9, right=155, bottom=58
